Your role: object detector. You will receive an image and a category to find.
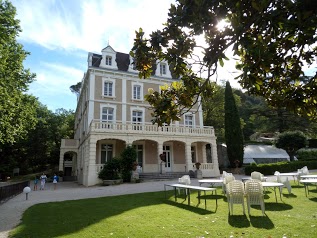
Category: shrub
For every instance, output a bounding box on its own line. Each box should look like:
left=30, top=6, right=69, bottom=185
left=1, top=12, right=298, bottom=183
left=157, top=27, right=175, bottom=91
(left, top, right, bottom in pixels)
left=296, top=149, right=317, bottom=161
left=98, top=157, right=121, bottom=180
left=121, top=146, right=137, bottom=182
left=244, top=160, right=317, bottom=175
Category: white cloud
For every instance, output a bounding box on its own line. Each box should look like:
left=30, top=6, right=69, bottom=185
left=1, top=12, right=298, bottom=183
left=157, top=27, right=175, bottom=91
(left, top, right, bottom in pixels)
left=29, top=62, right=83, bottom=99
left=13, top=0, right=175, bottom=53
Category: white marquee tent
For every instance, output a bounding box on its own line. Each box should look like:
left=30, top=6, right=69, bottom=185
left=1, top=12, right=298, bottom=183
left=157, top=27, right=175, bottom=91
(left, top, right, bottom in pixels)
left=244, top=145, right=290, bottom=164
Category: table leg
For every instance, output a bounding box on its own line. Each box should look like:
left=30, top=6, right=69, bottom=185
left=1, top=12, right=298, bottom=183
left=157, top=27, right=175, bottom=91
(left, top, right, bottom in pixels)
left=274, top=187, right=278, bottom=203
left=204, top=191, right=206, bottom=209
left=187, top=188, right=190, bottom=205
left=174, top=187, right=177, bottom=202
left=215, top=190, right=218, bottom=206
left=164, top=185, right=166, bottom=199
left=279, top=186, right=282, bottom=201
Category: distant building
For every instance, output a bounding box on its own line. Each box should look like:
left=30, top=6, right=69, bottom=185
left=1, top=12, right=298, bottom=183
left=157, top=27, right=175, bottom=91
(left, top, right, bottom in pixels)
left=243, top=145, right=290, bottom=164
left=59, top=45, right=220, bottom=186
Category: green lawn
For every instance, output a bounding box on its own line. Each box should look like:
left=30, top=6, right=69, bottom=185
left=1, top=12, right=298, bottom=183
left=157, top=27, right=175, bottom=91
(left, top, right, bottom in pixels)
left=9, top=182, right=317, bottom=238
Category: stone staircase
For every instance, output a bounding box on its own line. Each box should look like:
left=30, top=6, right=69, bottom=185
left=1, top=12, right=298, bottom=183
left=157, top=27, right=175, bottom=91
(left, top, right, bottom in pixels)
left=139, top=172, right=189, bottom=181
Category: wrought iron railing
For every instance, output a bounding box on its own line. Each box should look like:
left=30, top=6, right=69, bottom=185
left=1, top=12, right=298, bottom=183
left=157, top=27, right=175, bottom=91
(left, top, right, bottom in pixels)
left=0, top=180, right=30, bottom=203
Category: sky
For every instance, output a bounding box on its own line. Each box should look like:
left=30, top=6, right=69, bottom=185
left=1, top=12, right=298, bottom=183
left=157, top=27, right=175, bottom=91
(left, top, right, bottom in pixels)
left=11, top=0, right=245, bottom=112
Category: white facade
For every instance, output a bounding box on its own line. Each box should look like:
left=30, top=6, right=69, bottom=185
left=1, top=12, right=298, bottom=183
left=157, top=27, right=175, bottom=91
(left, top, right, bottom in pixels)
left=59, top=45, right=220, bottom=186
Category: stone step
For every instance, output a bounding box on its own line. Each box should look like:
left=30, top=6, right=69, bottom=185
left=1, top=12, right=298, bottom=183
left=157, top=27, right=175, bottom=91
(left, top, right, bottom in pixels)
left=139, top=172, right=189, bottom=180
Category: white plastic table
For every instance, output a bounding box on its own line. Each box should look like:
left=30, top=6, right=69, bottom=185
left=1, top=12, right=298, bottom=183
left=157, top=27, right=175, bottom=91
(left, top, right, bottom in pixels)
left=277, top=172, right=299, bottom=185
left=300, top=175, right=317, bottom=179
left=299, top=179, right=317, bottom=197
left=164, top=183, right=217, bottom=209
left=198, top=179, right=223, bottom=187
left=262, top=182, right=284, bottom=202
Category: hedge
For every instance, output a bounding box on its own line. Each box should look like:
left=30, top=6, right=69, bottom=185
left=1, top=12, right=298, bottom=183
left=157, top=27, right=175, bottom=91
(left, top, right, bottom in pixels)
left=296, top=149, right=317, bottom=161
left=244, top=160, right=317, bottom=175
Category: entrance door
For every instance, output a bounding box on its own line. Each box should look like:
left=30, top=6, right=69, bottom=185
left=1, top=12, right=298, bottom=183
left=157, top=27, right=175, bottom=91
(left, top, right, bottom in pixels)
left=163, top=145, right=172, bottom=172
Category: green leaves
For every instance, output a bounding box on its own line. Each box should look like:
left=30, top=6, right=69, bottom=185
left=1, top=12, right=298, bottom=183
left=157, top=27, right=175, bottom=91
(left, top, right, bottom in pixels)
left=0, top=1, right=36, bottom=145
left=131, top=0, right=317, bottom=124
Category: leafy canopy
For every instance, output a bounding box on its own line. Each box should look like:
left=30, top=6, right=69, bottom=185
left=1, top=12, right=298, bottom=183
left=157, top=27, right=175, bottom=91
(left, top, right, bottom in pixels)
left=131, top=0, right=317, bottom=125
left=0, top=0, right=36, bottom=144
left=275, top=130, right=307, bottom=161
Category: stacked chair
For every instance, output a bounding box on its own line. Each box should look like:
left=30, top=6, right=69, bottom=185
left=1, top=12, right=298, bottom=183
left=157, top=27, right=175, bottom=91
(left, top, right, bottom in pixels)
left=226, top=180, right=245, bottom=215
left=245, top=180, right=265, bottom=216
left=222, top=171, right=235, bottom=194
left=251, top=171, right=266, bottom=182
left=224, top=170, right=266, bottom=216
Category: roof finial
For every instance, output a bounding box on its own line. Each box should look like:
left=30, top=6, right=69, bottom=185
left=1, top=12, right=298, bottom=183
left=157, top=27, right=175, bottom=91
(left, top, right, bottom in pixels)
left=107, top=38, right=110, bottom=46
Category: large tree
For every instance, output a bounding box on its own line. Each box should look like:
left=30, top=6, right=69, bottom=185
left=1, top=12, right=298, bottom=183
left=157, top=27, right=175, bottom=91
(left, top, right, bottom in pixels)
left=224, top=81, right=244, bottom=166
left=275, top=130, right=307, bottom=161
left=203, top=82, right=243, bottom=142
left=0, top=0, right=36, bottom=144
left=131, top=0, right=317, bottom=126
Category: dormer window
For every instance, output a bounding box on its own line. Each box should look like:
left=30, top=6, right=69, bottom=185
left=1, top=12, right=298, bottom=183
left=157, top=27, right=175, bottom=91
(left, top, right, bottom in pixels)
left=160, top=63, right=166, bottom=75
left=105, top=56, right=112, bottom=66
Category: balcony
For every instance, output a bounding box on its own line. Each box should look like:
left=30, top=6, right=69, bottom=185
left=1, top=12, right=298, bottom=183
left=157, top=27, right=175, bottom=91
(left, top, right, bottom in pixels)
left=90, top=120, right=215, bottom=137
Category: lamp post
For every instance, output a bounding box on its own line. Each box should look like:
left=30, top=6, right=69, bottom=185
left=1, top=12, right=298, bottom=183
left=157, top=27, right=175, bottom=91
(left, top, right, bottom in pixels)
left=23, top=186, right=31, bottom=200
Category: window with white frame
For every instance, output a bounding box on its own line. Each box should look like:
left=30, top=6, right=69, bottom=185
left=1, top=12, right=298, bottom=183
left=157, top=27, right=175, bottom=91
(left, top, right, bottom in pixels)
left=185, top=114, right=193, bottom=127
left=101, top=107, right=114, bottom=122
left=101, top=144, right=113, bottom=164
left=133, top=84, right=142, bottom=100
left=105, top=56, right=112, bottom=66
left=132, top=110, right=143, bottom=130
left=160, top=63, right=166, bottom=75
left=104, top=81, right=113, bottom=97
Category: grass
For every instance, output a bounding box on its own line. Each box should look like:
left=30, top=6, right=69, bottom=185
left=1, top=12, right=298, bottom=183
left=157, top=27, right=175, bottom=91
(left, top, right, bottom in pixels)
left=9, top=181, right=317, bottom=238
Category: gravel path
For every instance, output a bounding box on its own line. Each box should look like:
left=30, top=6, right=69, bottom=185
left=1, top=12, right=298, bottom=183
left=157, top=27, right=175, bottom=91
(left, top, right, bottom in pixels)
left=0, top=173, right=299, bottom=238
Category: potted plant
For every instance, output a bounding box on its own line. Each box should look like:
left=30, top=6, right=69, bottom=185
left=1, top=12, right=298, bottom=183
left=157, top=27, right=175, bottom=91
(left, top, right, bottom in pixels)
left=159, top=153, right=166, bottom=162
left=195, top=162, right=201, bottom=170
left=98, top=158, right=122, bottom=185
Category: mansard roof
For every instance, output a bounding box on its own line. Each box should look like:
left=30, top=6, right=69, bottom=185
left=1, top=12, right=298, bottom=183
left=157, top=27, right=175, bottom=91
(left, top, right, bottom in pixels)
left=90, top=48, right=177, bottom=78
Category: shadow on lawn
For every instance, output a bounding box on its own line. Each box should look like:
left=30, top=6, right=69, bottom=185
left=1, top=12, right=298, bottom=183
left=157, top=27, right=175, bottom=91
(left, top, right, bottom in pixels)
left=12, top=191, right=173, bottom=238
left=228, top=213, right=274, bottom=229
left=264, top=202, right=293, bottom=211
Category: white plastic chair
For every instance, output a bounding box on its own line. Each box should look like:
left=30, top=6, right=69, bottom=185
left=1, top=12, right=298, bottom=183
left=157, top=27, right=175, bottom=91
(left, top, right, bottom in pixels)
left=275, top=171, right=292, bottom=194
left=178, top=175, right=191, bottom=195
left=222, top=174, right=235, bottom=194
left=297, top=166, right=310, bottom=181
left=245, top=180, right=265, bottom=216
left=226, top=180, right=245, bottom=215
left=251, top=171, right=266, bottom=182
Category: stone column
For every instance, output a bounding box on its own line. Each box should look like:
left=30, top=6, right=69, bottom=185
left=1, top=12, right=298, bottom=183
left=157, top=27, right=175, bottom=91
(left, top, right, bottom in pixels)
left=86, top=137, right=97, bottom=186
left=211, top=138, right=220, bottom=176
left=185, top=143, right=192, bottom=172
left=202, top=143, right=207, bottom=163
left=58, top=149, right=64, bottom=171
left=158, top=141, right=164, bottom=173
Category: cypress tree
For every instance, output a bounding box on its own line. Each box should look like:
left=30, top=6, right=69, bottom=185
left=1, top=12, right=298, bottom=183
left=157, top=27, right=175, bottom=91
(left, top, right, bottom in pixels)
left=224, top=81, right=244, bottom=167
